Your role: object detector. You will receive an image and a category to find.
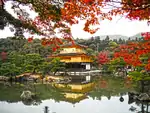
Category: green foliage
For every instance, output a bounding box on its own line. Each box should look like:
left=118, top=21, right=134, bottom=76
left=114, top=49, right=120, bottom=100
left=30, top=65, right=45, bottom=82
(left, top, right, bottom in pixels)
left=50, top=58, right=66, bottom=75
left=110, top=58, right=126, bottom=66
left=108, top=41, right=118, bottom=48
left=0, top=36, right=68, bottom=76
left=85, top=48, right=98, bottom=68
left=0, top=84, right=64, bottom=103
left=0, top=49, right=67, bottom=76
left=40, top=61, right=52, bottom=75
left=23, top=54, right=44, bottom=73
left=139, top=56, right=149, bottom=64
left=85, top=48, right=95, bottom=55
left=0, top=77, right=135, bottom=104
left=21, top=39, right=52, bottom=57
left=75, top=36, right=142, bottom=53
left=0, top=37, right=52, bottom=57
left=128, top=71, right=150, bottom=81
left=89, top=76, right=134, bottom=100
left=8, top=52, right=25, bottom=67
left=107, top=58, right=126, bottom=72
left=0, top=62, right=21, bottom=76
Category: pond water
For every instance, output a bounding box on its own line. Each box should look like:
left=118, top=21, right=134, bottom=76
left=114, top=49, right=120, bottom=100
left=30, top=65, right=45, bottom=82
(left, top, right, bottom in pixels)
left=0, top=77, right=149, bottom=113
left=0, top=95, right=141, bottom=113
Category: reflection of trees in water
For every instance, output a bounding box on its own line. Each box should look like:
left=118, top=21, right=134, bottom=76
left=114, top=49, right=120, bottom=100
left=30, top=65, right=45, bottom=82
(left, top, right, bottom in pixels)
left=0, top=83, right=65, bottom=105
left=129, top=102, right=150, bottom=113
left=107, top=95, right=111, bottom=100
left=89, top=77, right=132, bottom=101
left=119, top=96, right=124, bottom=102
left=22, top=99, right=42, bottom=106
left=127, top=80, right=150, bottom=113
left=0, top=77, right=135, bottom=105
left=44, top=106, right=49, bottom=113
left=128, top=94, right=150, bottom=113
left=1, top=77, right=149, bottom=113
left=88, top=88, right=129, bottom=101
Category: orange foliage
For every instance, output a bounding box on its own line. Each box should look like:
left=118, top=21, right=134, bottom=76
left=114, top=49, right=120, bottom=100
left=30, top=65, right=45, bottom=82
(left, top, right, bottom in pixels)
left=113, top=32, right=150, bottom=70
left=122, top=0, right=150, bottom=20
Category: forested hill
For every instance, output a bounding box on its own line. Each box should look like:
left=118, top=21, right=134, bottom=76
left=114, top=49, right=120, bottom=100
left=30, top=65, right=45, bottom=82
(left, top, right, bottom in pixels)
left=0, top=34, right=143, bottom=56
left=0, top=37, right=52, bottom=57
left=92, top=35, right=128, bottom=40
left=75, top=34, right=143, bottom=51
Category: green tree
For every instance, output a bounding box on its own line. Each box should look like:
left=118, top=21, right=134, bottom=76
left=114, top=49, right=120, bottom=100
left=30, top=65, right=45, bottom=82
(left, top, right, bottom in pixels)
left=0, top=62, right=21, bottom=76
left=50, top=58, right=66, bottom=75
left=24, top=54, right=44, bottom=73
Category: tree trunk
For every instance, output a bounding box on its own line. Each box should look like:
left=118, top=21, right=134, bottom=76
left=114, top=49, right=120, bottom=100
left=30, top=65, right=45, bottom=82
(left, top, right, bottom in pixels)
left=141, top=103, right=144, bottom=113
left=146, top=103, right=149, bottom=113
left=33, top=83, right=36, bottom=93
left=42, top=77, right=44, bottom=84
left=9, top=75, right=13, bottom=86
left=54, top=71, right=58, bottom=76
left=140, top=80, right=144, bottom=93
left=33, top=68, right=36, bottom=74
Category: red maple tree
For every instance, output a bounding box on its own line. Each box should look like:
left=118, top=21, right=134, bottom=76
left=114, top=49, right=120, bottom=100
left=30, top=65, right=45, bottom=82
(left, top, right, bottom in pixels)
left=113, top=32, right=150, bottom=71
left=97, top=51, right=110, bottom=65
left=0, top=51, right=7, bottom=61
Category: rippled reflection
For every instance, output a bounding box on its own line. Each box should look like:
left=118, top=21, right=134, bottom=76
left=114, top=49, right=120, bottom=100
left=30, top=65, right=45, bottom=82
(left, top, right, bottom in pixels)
left=0, top=77, right=149, bottom=113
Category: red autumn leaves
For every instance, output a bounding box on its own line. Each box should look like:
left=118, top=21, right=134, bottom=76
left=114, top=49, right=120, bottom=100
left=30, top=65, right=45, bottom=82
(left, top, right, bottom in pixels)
left=114, top=52, right=142, bottom=67
left=11, top=0, right=149, bottom=40
left=83, top=0, right=93, bottom=4
left=97, top=51, right=110, bottom=65
left=65, top=0, right=93, bottom=3
left=28, top=37, right=33, bottom=42
left=113, top=32, right=150, bottom=70
left=97, top=32, right=150, bottom=71
left=27, top=36, right=75, bottom=52
left=119, top=0, right=150, bottom=21
left=27, top=37, right=62, bottom=52
left=0, top=51, right=7, bottom=61
left=141, top=32, right=150, bottom=40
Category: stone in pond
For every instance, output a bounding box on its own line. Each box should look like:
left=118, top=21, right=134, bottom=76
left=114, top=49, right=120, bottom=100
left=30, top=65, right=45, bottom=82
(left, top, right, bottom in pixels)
left=20, top=90, right=35, bottom=100
left=137, top=93, right=150, bottom=101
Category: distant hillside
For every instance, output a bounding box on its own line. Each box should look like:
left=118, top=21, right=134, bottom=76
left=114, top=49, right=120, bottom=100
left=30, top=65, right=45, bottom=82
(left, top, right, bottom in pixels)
left=98, top=35, right=128, bottom=40
left=130, top=33, right=142, bottom=40
left=95, top=32, right=146, bottom=40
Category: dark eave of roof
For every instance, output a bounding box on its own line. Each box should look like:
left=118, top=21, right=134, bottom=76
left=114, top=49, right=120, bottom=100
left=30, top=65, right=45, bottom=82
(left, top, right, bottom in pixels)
left=57, top=53, right=91, bottom=56
left=49, top=53, right=92, bottom=58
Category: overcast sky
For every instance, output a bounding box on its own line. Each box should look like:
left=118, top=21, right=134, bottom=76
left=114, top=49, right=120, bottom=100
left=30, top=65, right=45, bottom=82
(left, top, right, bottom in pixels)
left=71, top=18, right=150, bottom=39
left=0, top=1, right=150, bottom=39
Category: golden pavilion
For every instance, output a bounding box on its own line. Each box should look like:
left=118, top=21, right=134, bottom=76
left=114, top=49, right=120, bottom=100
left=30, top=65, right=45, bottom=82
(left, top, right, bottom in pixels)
left=50, top=42, right=93, bottom=71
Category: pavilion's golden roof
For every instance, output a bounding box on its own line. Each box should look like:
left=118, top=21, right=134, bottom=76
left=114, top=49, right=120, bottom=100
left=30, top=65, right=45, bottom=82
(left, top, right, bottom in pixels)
left=61, top=42, right=87, bottom=48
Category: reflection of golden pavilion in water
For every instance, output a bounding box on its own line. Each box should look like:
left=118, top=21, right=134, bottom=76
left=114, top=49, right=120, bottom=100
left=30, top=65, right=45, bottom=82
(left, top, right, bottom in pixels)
left=53, top=82, right=95, bottom=104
